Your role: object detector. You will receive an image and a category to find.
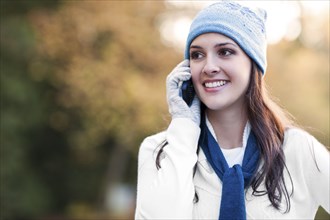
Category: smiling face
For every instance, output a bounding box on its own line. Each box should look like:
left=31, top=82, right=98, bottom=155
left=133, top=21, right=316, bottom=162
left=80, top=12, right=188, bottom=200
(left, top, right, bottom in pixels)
left=189, top=33, right=252, bottom=114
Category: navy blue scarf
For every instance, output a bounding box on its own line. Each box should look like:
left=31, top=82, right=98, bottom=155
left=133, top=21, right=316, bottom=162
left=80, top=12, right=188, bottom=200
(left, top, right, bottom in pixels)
left=199, top=116, right=260, bottom=220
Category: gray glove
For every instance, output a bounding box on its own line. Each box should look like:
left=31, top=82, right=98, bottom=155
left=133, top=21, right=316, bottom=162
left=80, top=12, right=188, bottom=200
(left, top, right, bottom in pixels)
left=166, top=60, right=201, bottom=125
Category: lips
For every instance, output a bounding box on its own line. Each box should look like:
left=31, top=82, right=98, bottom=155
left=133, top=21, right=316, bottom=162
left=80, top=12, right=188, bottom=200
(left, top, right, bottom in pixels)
left=204, top=80, right=229, bottom=88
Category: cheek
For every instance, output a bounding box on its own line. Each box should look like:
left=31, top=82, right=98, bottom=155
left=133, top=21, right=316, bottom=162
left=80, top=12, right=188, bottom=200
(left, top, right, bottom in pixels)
left=235, top=58, right=252, bottom=85
left=239, top=72, right=252, bottom=96
left=243, top=64, right=252, bottom=86
left=189, top=63, right=200, bottom=83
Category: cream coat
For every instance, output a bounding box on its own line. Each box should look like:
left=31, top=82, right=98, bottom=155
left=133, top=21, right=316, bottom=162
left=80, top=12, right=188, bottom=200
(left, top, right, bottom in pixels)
left=135, top=118, right=330, bottom=219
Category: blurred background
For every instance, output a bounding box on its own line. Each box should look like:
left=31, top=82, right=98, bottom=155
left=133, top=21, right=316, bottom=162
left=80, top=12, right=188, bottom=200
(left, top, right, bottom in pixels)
left=0, top=0, right=329, bottom=219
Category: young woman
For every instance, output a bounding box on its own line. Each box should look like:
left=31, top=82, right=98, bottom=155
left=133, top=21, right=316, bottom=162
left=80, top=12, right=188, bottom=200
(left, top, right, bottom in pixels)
left=135, top=1, right=329, bottom=219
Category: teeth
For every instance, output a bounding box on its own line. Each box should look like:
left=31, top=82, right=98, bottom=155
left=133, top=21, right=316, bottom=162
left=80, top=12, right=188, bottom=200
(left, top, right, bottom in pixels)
left=205, top=81, right=228, bottom=88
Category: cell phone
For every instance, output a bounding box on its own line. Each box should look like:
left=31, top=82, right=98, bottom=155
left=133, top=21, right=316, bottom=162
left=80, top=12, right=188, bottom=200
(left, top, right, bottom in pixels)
left=181, top=79, right=195, bottom=107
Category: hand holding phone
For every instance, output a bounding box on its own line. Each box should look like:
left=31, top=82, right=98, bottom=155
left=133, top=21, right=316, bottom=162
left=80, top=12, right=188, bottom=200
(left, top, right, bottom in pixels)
left=166, top=60, right=200, bottom=124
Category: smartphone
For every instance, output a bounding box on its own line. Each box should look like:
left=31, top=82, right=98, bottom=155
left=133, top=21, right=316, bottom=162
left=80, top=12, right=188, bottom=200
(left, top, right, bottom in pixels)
left=181, top=79, right=195, bottom=107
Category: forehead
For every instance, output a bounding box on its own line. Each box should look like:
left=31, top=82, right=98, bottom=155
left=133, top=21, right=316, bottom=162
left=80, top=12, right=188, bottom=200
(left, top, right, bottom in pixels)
left=190, top=33, right=237, bottom=47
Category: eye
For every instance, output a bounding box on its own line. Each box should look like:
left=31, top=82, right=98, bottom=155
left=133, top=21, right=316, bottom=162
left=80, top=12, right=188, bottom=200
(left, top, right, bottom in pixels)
left=190, top=51, right=204, bottom=60
left=218, top=48, right=235, bottom=57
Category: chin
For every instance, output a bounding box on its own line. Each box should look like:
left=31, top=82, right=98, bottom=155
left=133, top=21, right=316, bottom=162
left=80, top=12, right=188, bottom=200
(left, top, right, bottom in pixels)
left=202, top=100, right=226, bottom=111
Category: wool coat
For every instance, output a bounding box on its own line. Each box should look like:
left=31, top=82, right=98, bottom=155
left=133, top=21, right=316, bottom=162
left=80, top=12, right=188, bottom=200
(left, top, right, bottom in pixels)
left=135, top=118, right=329, bottom=219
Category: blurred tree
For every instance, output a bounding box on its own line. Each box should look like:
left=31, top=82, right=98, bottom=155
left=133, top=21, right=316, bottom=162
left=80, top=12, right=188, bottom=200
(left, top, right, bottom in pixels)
left=2, top=0, right=181, bottom=219
left=266, top=24, right=329, bottom=146
left=1, top=1, right=64, bottom=219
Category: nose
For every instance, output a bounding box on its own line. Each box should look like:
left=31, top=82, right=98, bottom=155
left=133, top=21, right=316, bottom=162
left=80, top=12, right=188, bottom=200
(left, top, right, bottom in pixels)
left=202, top=55, right=220, bottom=76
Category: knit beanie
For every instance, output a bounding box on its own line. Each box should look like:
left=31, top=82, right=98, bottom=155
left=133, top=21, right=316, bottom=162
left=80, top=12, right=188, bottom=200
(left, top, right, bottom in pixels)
left=185, top=1, right=268, bottom=74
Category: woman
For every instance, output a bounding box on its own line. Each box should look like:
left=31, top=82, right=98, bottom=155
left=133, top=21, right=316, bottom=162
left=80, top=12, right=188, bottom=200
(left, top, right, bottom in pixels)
left=135, top=1, right=329, bottom=219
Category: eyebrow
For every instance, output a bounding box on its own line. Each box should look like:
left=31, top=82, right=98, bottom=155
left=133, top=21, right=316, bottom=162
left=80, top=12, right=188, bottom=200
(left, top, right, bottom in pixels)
left=190, top=42, right=238, bottom=49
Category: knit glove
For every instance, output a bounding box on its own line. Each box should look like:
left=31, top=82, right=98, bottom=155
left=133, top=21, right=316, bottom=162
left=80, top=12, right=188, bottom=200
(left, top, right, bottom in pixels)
left=166, top=60, right=201, bottom=125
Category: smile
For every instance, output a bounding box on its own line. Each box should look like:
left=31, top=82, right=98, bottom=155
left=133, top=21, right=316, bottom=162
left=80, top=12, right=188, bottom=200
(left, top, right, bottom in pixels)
left=204, top=80, right=228, bottom=88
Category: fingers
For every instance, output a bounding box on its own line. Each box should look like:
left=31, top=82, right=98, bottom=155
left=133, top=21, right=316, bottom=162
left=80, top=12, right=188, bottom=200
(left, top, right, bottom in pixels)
left=168, top=70, right=191, bottom=84
left=174, top=59, right=191, bottom=79
left=167, top=60, right=191, bottom=86
left=175, top=59, right=190, bottom=68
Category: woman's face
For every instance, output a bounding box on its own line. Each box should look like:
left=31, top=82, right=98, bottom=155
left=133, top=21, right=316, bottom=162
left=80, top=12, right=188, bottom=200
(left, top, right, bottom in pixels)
left=189, top=33, right=252, bottom=113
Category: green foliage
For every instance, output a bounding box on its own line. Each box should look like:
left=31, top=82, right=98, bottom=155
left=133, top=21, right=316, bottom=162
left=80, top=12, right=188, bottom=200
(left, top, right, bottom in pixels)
left=1, top=1, right=178, bottom=219
left=1, top=14, right=51, bottom=220
left=0, top=0, right=59, bottom=17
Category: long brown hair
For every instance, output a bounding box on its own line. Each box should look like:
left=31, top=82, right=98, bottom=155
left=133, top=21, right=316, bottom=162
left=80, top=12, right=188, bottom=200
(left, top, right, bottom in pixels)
left=246, top=62, right=294, bottom=212
left=156, top=62, right=294, bottom=212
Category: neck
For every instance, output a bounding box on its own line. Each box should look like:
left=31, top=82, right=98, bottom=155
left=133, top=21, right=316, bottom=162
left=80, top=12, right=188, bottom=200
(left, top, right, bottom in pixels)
left=206, top=107, right=248, bottom=149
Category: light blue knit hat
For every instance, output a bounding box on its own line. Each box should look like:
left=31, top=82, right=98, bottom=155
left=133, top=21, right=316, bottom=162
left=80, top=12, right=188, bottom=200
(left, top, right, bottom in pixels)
left=185, top=1, right=268, bottom=74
